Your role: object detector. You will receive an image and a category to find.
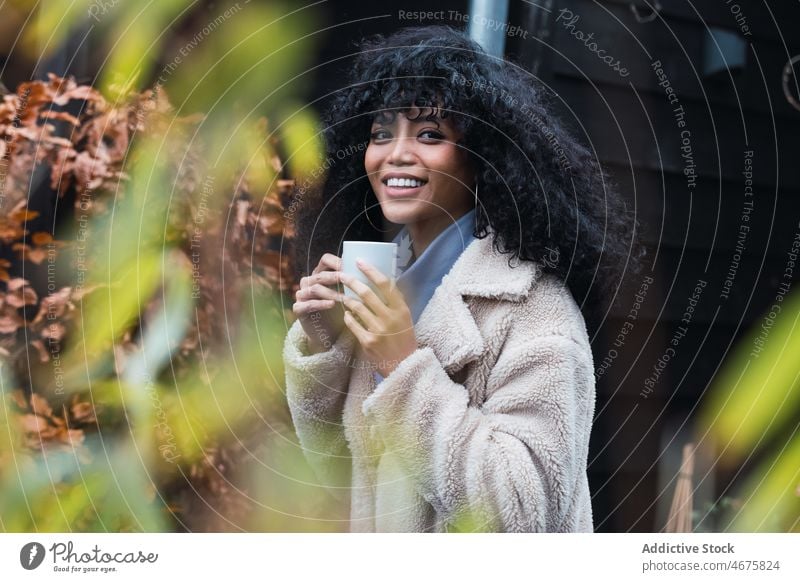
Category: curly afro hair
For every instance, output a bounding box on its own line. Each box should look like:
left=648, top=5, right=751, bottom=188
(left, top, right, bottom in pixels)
left=292, top=25, right=646, bottom=324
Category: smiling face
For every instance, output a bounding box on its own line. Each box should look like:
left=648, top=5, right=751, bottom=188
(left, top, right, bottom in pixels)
left=364, top=106, right=475, bottom=244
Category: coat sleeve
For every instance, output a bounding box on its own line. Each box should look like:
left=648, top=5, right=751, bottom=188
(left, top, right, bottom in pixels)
left=283, top=320, right=357, bottom=503
left=361, top=334, right=595, bottom=532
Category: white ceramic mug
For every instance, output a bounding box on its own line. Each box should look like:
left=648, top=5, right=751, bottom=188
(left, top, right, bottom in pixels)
left=341, top=241, right=397, bottom=301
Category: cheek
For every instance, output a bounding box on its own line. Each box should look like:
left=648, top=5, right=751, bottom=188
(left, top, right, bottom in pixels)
left=364, top=148, right=386, bottom=191
left=364, top=146, right=379, bottom=174
left=430, top=146, right=469, bottom=184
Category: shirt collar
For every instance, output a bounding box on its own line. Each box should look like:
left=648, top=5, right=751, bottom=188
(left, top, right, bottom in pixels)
left=392, top=209, right=477, bottom=324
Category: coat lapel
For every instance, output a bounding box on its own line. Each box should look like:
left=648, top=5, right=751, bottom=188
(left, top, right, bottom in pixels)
left=415, top=286, right=484, bottom=374
left=413, top=236, right=541, bottom=374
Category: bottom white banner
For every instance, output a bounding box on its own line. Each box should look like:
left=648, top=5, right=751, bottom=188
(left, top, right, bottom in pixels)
left=0, top=533, right=797, bottom=581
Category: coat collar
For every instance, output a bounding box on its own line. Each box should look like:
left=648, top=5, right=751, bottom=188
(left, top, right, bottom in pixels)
left=413, top=235, right=541, bottom=373
left=446, top=235, right=541, bottom=301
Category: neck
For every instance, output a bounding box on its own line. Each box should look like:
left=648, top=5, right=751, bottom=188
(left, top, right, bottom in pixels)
left=406, top=207, right=473, bottom=257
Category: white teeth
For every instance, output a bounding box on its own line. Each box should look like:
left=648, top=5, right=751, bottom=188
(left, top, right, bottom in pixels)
left=386, top=177, right=424, bottom=188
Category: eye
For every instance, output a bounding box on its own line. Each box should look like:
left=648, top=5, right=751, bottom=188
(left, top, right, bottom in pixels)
left=370, top=129, right=391, bottom=141
left=419, top=129, right=444, bottom=142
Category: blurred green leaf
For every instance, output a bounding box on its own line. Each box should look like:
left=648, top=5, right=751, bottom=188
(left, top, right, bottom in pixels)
left=699, top=289, right=800, bottom=532
left=700, top=290, right=800, bottom=460
left=165, top=2, right=318, bottom=114
left=20, top=0, right=93, bottom=57
left=101, top=0, right=196, bottom=93
left=0, top=441, right=168, bottom=532
left=278, top=103, right=325, bottom=180
left=3, top=0, right=322, bottom=534
left=722, top=432, right=800, bottom=532
left=60, top=247, right=163, bottom=382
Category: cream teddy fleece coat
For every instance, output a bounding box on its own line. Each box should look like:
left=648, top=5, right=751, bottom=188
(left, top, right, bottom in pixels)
left=284, top=235, right=596, bottom=532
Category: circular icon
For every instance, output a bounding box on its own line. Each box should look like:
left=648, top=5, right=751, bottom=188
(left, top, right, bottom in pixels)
left=19, top=542, right=46, bottom=570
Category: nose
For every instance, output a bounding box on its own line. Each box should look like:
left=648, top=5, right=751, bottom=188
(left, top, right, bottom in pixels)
left=387, top=134, right=416, bottom=165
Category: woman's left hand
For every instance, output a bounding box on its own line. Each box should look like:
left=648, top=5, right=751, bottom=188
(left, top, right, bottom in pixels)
left=339, top=259, right=417, bottom=376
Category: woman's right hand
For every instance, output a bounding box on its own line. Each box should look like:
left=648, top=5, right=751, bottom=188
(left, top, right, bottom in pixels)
left=293, top=253, right=345, bottom=354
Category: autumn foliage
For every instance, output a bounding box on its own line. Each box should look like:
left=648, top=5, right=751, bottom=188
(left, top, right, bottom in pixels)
left=0, top=74, right=310, bottom=531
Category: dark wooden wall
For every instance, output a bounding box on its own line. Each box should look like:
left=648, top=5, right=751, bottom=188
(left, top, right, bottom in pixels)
left=509, top=0, right=800, bottom=531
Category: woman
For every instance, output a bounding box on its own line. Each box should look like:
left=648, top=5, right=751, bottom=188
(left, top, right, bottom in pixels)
left=284, top=26, right=642, bottom=532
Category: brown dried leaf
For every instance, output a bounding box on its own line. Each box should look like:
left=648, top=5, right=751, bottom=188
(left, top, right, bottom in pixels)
left=20, top=414, right=48, bottom=433
left=6, top=278, right=29, bottom=292
left=53, top=85, right=101, bottom=107
left=0, top=219, right=27, bottom=242
left=57, top=428, right=85, bottom=445
left=9, top=389, right=28, bottom=410
left=71, top=401, right=96, bottom=424
left=20, top=414, right=61, bottom=447
left=22, top=284, right=38, bottom=305
left=42, top=321, right=65, bottom=341
left=5, top=278, right=37, bottom=307
left=51, top=146, right=76, bottom=192
left=32, top=286, right=73, bottom=324
left=13, top=242, right=48, bottom=265
left=31, top=232, right=53, bottom=245
left=30, top=339, right=50, bottom=363
left=30, top=393, right=53, bottom=418
left=9, top=208, right=39, bottom=222
left=15, top=82, right=51, bottom=121
left=0, top=311, right=23, bottom=334
left=41, top=134, right=73, bottom=148
left=39, top=110, right=80, bottom=125
left=236, top=200, right=249, bottom=226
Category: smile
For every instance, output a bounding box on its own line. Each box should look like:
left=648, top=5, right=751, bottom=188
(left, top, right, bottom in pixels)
left=384, top=177, right=426, bottom=188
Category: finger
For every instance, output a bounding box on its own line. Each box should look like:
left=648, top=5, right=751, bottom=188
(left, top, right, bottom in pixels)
left=313, top=253, right=342, bottom=275
left=343, top=310, right=372, bottom=347
left=342, top=294, right=380, bottom=332
left=356, top=259, right=395, bottom=303
left=301, top=283, right=342, bottom=302
left=300, top=271, right=340, bottom=291
left=338, top=272, right=389, bottom=316
left=293, top=299, right=335, bottom=317
left=305, top=270, right=341, bottom=288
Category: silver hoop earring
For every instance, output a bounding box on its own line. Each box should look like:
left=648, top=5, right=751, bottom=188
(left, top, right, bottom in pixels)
left=363, top=188, right=391, bottom=232
left=473, top=180, right=480, bottom=230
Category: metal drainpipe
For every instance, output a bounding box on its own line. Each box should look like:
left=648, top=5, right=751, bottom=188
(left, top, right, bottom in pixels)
left=468, top=0, right=510, bottom=58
